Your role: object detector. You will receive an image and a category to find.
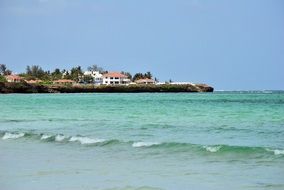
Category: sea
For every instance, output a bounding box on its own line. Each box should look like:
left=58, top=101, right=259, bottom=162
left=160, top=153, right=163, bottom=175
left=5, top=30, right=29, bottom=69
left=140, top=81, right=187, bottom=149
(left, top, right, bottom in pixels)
left=0, top=92, right=284, bottom=190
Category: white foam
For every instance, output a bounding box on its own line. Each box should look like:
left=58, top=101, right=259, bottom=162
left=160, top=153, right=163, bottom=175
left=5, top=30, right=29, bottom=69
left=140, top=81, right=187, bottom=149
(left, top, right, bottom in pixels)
left=204, top=146, right=221, bottom=153
left=266, top=149, right=284, bottom=155
left=132, top=142, right=160, bottom=148
left=2, top=132, right=25, bottom=140
left=69, top=136, right=105, bottom=145
left=55, top=134, right=65, bottom=142
left=273, top=149, right=284, bottom=155
left=41, top=134, right=52, bottom=140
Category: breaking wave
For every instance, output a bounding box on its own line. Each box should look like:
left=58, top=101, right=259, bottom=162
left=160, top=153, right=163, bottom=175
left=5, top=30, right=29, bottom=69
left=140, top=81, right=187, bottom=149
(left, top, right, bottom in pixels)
left=69, top=136, right=106, bottom=145
left=1, top=131, right=283, bottom=157
left=55, top=134, right=65, bottom=142
left=132, top=142, right=161, bottom=147
left=2, top=132, right=25, bottom=140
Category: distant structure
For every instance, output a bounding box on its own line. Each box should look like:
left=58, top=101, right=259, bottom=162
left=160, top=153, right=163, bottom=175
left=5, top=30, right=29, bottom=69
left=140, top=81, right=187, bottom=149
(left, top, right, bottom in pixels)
left=83, top=71, right=103, bottom=85
left=135, top=78, right=155, bottom=85
left=53, top=79, right=75, bottom=85
left=25, top=79, right=43, bottom=84
left=5, top=75, right=23, bottom=83
left=170, top=82, right=194, bottom=85
left=102, top=72, right=130, bottom=85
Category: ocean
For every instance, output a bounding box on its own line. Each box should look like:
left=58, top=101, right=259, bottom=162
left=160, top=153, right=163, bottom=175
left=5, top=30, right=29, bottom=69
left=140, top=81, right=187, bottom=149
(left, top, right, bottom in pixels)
left=0, top=92, right=284, bottom=190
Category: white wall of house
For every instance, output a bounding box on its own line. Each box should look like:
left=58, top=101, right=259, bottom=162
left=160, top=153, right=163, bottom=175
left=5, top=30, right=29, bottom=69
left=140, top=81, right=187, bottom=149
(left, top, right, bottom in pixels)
left=103, top=77, right=122, bottom=85
left=84, top=71, right=103, bottom=85
left=102, top=77, right=130, bottom=85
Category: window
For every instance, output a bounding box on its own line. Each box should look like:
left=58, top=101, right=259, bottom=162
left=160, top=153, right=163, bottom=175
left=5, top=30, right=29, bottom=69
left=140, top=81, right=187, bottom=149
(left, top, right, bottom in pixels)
left=110, top=77, right=113, bottom=79
left=110, top=81, right=113, bottom=84
left=115, top=77, right=119, bottom=79
left=115, top=81, right=119, bottom=84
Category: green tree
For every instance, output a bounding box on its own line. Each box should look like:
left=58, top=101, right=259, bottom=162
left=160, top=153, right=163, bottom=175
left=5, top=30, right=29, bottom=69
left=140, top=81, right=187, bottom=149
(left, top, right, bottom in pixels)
left=132, top=73, right=144, bottom=81
left=87, top=64, right=104, bottom=72
left=121, top=71, right=132, bottom=80
left=70, top=66, right=83, bottom=82
left=26, top=65, right=45, bottom=79
left=0, top=64, right=12, bottom=75
left=51, top=68, right=62, bottom=80
left=132, top=72, right=154, bottom=81
left=63, top=71, right=72, bottom=79
left=83, top=75, right=94, bottom=83
left=144, top=71, right=152, bottom=79
left=0, top=75, right=7, bottom=82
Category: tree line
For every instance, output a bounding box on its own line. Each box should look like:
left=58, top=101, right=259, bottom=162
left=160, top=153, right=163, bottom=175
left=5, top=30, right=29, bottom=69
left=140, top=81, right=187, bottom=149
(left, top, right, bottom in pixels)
left=0, top=64, right=157, bottom=83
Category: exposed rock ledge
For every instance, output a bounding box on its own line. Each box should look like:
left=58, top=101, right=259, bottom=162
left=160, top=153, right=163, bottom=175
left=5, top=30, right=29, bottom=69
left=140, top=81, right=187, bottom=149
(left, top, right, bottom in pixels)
left=0, top=82, right=214, bottom=93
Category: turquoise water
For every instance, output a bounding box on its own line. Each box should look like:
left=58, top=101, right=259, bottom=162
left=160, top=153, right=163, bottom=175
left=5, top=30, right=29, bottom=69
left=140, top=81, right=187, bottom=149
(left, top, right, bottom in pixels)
left=0, top=92, right=284, bottom=190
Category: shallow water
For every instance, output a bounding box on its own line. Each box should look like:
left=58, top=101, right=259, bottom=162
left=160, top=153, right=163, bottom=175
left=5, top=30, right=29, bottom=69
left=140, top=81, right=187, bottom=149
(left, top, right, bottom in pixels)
left=0, top=92, right=284, bottom=190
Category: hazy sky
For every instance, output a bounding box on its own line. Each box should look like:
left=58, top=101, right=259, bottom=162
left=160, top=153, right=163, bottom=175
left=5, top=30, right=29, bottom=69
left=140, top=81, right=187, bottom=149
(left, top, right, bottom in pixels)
left=0, top=0, right=283, bottom=90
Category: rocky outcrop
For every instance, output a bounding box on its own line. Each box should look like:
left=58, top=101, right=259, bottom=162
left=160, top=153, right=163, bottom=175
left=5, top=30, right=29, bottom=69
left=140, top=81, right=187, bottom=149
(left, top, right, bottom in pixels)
left=0, top=82, right=214, bottom=93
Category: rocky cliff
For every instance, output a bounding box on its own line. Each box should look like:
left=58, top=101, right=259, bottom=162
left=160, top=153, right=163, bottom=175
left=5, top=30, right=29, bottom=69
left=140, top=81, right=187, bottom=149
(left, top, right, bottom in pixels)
left=0, top=82, right=213, bottom=93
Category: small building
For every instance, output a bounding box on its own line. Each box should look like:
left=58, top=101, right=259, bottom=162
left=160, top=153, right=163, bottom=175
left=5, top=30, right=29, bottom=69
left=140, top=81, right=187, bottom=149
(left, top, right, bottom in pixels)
left=53, top=79, right=75, bottom=85
left=25, top=79, right=43, bottom=84
left=102, top=72, right=130, bottom=85
left=5, top=75, right=23, bottom=83
left=170, top=82, right=194, bottom=85
left=83, top=71, right=103, bottom=85
left=135, top=78, right=155, bottom=85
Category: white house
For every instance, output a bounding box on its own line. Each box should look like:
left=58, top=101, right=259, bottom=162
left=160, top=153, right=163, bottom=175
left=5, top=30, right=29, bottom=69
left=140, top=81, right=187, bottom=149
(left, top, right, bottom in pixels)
left=84, top=71, right=103, bottom=85
left=102, top=72, right=130, bottom=85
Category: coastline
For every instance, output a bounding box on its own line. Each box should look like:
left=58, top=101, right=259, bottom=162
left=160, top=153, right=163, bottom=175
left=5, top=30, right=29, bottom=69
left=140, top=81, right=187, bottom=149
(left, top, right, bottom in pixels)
left=0, top=82, right=214, bottom=93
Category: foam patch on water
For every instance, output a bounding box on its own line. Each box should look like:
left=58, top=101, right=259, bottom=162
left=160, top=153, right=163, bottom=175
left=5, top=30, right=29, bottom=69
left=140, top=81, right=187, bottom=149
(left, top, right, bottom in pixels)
left=203, top=145, right=221, bottom=153
left=2, top=132, right=25, bottom=140
left=69, top=136, right=105, bottom=145
left=132, top=142, right=161, bottom=148
left=266, top=149, right=284, bottom=155
left=41, top=134, right=52, bottom=140
left=55, top=134, right=65, bottom=142
left=273, top=149, right=284, bottom=155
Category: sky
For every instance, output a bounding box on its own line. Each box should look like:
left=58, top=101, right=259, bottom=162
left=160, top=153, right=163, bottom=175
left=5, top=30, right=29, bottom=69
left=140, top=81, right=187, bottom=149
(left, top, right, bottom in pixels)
left=0, top=0, right=283, bottom=90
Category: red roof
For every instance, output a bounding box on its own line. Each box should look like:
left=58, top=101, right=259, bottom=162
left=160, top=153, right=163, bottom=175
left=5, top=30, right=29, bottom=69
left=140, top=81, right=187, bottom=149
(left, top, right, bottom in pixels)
left=102, top=72, right=128, bottom=78
left=5, top=75, right=23, bottom=80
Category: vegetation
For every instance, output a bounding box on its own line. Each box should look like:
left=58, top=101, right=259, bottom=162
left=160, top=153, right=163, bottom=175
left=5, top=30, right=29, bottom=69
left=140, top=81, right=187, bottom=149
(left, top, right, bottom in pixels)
left=0, top=64, right=12, bottom=75
left=132, top=71, right=153, bottom=81
left=0, top=75, right=7, bottom=82
left=121, top=71, right=132, bottom=81
left=87, top=64, right=104, bottom=73
left=1, top=63, right=157, bottom=84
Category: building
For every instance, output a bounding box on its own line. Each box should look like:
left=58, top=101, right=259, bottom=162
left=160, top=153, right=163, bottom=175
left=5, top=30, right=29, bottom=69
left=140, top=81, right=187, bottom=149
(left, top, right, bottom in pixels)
left=53, top=79, right=75, bottom=85
left=83, top=71, right=103, bottom=85
left=5, top=75, right=23, bottom=83
left=135, top=78, right=155, bottom=85
left=102, top=72, right=130, bottom=85
left=170, top=82, right=194, bottom=85
left=25, top=79, right=43, bottom=84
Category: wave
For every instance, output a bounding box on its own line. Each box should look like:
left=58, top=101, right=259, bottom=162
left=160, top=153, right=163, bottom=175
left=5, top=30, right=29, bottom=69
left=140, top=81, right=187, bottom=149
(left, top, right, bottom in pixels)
left=132, top=142, right=161, bottom=147
left=266, top=149, right=284, bottom=155
left=1, top=131, right=283, bottom=157
left=69, top=136, right=105, bottom=145
left=203, top=145, right=221, bottom=152
left=2, top=132, right=25, bottom=140
left=41, top=134, right=52, bottom=140
left=55, top=134, right=65, bottom=142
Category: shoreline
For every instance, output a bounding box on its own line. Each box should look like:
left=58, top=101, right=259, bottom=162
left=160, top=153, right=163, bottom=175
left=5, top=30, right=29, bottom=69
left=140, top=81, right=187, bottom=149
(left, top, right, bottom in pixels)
left=0, top=82, right=213, bottom=93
